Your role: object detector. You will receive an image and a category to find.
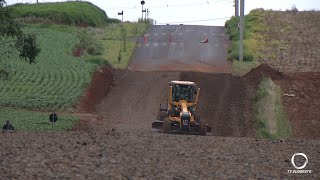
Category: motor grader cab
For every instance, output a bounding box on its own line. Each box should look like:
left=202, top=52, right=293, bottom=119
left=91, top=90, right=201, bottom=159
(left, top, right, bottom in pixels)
left=152, top=81, right=211, bottom=135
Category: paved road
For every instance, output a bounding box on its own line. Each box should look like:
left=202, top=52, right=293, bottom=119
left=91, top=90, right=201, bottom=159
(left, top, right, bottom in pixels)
left=129, top=25, right=231, bottom=73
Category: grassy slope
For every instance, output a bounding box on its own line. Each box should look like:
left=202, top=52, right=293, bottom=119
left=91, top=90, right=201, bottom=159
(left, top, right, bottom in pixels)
left=71, top=22, right=147, bottom=69
left=254, top=77, right=292, bottom=139
left=99, top=23, right=147, bottom=69
left=225, top=9, right=266, bottom=62
left=225, top=9, right=266, bottom=75
left=11, top=1, right=108, bottom=27
left=226, top=9, right=320, bottom=74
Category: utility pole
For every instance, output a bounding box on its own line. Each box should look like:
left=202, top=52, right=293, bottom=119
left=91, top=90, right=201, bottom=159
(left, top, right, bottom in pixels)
left=118, top=11, right=123, bottom=23
left=141, top=1, right=145, bottom=21
left=239, top=0, right=244, bottom=62
left=235, top=0, right=239, bottom=17
left=145, top=9, right=149, bottom=22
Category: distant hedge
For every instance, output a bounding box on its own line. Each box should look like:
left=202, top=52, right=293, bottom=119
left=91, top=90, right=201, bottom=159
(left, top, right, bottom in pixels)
left=11, top=1, right=109, bottom=27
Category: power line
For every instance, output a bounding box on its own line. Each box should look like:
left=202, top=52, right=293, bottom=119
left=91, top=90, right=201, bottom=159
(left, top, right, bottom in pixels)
left=105, top=0, right=233, bottom=10
left=151, top=0, right=233, bottom=9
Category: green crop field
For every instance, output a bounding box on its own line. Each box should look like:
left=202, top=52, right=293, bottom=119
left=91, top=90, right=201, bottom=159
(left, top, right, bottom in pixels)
left=0, top=26, right=97, bottom=111
left=11, top=1, right=109, bottom=27
left=1, top=1, right=148, bottom=131
left=0, top=108, right=79, bottom=131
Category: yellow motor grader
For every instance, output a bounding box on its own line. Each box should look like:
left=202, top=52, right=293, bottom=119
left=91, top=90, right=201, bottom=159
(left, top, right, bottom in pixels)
left=152, top=81, right=211, bottom=135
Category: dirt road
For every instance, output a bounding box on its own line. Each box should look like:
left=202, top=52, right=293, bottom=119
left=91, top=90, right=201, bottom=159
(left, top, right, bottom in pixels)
left=94, top=71, right=254, bottom=137
left=96, top=71, right=180, bottom=132
left=129, top=25, right=231, bottom=73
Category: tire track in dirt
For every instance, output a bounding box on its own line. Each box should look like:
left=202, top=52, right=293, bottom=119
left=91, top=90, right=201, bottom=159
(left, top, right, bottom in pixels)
left=180, top=72, right=254, bottom=137
left=212, top=75, right=231, bottom=136
left=96, top=71, right=180, bottom=132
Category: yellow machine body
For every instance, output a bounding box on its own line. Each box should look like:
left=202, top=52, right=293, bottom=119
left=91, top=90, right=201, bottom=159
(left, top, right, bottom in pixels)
left=152, top=80, right=209, bottom=135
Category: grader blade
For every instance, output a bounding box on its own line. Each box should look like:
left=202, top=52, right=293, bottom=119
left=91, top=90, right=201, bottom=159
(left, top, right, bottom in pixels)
left=152, top=120, right=163, bottom=131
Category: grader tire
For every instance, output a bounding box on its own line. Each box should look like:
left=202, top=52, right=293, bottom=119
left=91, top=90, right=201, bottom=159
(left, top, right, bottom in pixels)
left=199, top=119, right=207, bottom=136
left=162, top=118, right=172, bottom=134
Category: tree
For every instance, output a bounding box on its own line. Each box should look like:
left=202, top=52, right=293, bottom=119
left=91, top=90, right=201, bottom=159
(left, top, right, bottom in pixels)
left=0, top=0, right=41, bottom=64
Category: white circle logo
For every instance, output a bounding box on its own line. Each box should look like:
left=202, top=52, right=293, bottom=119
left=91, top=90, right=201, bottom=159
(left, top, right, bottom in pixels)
left=291, top=153, right=308, bottom=169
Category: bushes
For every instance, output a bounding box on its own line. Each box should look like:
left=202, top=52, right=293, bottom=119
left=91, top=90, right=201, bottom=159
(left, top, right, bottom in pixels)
left=11, top=1, right=108, bottom=27
left=73, top=29, right=103, bottom=57
left=228, top=40, right=255, bottom=61
left=225, top=9, right=265, bottom=62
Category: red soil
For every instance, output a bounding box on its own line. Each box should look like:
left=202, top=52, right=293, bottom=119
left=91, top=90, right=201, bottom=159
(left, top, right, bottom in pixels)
left=77, top=65, right=113, bottom=113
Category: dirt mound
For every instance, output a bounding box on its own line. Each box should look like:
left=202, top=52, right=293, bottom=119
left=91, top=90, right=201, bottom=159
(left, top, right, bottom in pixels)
left=245, top=63, right=283, bottom=85
left=77, top=65, right=113, bottom=113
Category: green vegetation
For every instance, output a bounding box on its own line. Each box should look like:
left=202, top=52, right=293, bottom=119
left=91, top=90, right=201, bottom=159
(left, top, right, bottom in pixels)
left=85, top=23, right=148, bottom=69
left=0, top=26, right=97, bottom=111
left=0, top=0, right=41, bottom=65
left=0, top=22, right=146, bottom=112
left=0, top=108, right=78, bottom=131
left=11, top=1, right=108, bottom=27
left=0, top=1, right=148, bottom=131
left=225, top=9, right=268, bottom=75
left=254, top=77, right=292, bottom=139
left=225, top=9, right=266, bottom=62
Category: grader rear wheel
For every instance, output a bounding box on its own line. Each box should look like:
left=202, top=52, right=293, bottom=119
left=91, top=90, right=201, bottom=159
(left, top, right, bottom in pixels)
left=162, top=118, right=172, bottom=134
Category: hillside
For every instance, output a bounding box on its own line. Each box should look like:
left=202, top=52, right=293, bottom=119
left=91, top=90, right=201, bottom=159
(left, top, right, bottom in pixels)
left=11, top=1, right=109, bottom=27
left=0, top=1, right=147, bottom=131
left=261, top=10, right=320, bottom=72
left=226, top=9, right=320, bottom=72
left=226, top=9, right=320, bottom=139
